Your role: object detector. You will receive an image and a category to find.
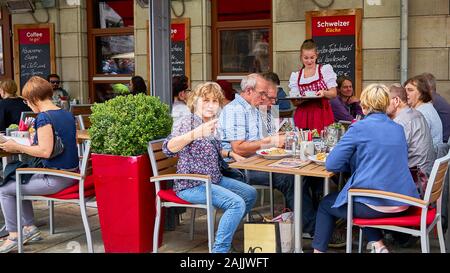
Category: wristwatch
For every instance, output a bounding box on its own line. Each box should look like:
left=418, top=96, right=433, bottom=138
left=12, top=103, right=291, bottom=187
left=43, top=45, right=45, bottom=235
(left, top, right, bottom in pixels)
left=227, top=150, right=231, bottom=158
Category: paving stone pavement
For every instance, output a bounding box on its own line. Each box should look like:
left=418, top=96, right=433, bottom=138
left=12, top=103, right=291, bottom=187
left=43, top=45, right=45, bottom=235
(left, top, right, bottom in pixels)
left=0, top=198, right=447, bottom=253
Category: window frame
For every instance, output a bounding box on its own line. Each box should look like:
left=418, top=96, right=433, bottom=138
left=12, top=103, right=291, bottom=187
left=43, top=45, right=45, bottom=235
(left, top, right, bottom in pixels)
left=87, top=0, right=134, bottom=102
left=211, top=0, right=272, bottom=81
left=0, top=7, right=13, bottom=80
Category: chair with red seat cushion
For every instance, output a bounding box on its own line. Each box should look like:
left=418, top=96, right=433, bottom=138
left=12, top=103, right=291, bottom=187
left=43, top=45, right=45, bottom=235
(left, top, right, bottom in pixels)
left=353, top=207, right=437, bottom=227
left=346, top=151, right=450, bottom=253
left=15, top=140, right=95, bottom=253
left=45, top=175, right=95, bottom=199
left=157, top=189, right=191, bottom=205
left=148, top=139, right=215, bottom=253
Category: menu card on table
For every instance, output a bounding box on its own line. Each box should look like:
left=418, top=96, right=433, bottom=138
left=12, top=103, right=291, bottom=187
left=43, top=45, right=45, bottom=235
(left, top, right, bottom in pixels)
left=268, top=158, right=311, bottom=168
left=0, top=135, right=32, bottom=146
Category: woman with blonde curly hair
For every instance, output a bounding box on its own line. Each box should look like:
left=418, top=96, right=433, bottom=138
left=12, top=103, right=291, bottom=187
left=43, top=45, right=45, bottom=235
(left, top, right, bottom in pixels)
left=162, top=81, right=257, bottom=253
left=311, top=84, right=419, bottom=253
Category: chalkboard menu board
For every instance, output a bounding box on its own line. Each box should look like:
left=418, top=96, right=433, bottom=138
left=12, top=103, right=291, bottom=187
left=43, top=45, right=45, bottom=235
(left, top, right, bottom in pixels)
left=306, top=9, right=362, bottom=97
left=171, top=18, right=190, bottom=80
left=14, top=24, right=56, bottom=91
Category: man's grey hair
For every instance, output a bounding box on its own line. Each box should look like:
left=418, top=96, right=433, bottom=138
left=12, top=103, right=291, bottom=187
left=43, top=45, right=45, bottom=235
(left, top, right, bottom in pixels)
left=239, top=73, right=261, bottom=94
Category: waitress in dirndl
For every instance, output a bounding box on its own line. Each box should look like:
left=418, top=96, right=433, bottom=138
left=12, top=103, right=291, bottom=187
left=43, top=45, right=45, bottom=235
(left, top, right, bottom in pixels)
left=288, top=39, right=337, bottom=131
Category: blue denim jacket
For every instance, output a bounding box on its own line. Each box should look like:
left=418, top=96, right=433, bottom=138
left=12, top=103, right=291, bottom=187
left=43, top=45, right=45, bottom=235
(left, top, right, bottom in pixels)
left=326, top=112, right=420, bottom=208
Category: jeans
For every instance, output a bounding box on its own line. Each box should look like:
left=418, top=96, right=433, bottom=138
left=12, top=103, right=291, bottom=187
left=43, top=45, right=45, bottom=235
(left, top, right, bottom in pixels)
left=246, top=170, right=316, bottom=235
left=312, top=192, right=406, bottom=252
left=177, top=176, right=257, bottom=253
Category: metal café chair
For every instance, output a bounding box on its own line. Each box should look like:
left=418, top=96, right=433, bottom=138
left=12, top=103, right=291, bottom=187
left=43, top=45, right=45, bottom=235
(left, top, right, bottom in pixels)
left=346, top=150, right=450, bottom=253
left=148, top=139, right=215, bottom=253
left=15, top=140, right=96, bottom=253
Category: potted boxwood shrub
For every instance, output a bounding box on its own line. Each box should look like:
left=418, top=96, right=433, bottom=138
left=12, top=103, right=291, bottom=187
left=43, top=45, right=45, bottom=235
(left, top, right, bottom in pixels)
left=89, top=94, right=172, bottom=253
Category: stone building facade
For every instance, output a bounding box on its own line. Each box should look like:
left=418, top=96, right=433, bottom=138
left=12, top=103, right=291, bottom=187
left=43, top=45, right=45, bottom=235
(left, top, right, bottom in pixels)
left=3, top=0, right=450, bottom=103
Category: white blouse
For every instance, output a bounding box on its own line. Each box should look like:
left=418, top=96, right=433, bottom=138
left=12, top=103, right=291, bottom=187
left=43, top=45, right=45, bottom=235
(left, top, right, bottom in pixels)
left=288, top=64, right=337, bottom=96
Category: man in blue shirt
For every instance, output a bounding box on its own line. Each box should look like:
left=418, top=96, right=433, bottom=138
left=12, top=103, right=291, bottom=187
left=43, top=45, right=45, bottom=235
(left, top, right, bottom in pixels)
left=218, top=73, right=317, bottom=236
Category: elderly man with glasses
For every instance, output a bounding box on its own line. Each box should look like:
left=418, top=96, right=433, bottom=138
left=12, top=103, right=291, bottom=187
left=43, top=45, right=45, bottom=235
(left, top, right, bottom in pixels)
left=46, top=74, right=70, bottom=108
left=261, top=72, right=285, bottom=136
left=218, top=74, right=318, bottom=238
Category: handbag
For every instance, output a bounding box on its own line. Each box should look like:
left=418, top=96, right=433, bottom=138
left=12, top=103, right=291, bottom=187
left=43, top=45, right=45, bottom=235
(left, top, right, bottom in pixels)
left=219, top=157, right=246, bottom=182
left=43, top=111, right=65, bottom=159
left=244, top=211, right=281, bottom=253
left=269, top=209, right=294, bottom=253
left=410, top=167, right=429, bottom=199
left=0, top=157, right=43, bottom=186
left=210, top=138, right=246, bottom=182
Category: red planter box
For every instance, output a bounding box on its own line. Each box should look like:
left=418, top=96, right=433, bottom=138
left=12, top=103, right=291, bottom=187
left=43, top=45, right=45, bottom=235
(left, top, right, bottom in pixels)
left=92, top=153, right=164, bottom=253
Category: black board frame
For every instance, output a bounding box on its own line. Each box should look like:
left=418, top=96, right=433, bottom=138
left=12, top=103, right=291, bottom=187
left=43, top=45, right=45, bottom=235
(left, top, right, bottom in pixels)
left=305, top=9, right=362, bottom=98
left=14, top=23, right=56, bottom=93
left=170, top=18, right=191, bottom=84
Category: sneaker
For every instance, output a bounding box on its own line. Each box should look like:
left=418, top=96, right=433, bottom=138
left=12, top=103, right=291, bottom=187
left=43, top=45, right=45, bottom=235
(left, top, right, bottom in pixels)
left=366, top=241, right=375, bottom=251
left=23, top=225, right=42, bottom=244
left=328, top=227, right=347, bottom=248
left=370, top=243, right=389, bottom=253
left=0, top=237, right=18, bottom=253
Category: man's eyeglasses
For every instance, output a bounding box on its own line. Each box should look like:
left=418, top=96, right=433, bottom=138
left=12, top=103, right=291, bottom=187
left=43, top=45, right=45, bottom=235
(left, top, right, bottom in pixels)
left=49, top=80, right=60, bottom=84
left=253, top=89, right=268, bottom=98
left=267, top=96, right=277, bottom=103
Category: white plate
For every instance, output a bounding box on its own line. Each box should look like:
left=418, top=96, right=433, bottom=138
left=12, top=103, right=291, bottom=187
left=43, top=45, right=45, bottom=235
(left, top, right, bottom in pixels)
left=256, top=148, right=293, bottom=160
left=308, top=154, right=328, bottom=165
left=282, top=94, right=323, bottom=100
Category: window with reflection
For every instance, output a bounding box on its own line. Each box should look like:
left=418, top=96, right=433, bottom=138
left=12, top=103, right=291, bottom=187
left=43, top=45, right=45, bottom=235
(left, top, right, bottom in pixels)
left=220, top=29, right=269, bottom=73
left=94, top=82, right=131, bottom=103
left=94, top=0, right=134, bottom=28
left=88, top=0, right=134, bottom=102
left=95, top=35, right=134, bottom=75
left=212, top=0, right=272, bottom=79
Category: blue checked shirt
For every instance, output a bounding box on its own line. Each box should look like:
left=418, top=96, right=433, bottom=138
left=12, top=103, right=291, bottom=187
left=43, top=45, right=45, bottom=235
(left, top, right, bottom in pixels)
left=218, top=94, right=264, bottom=152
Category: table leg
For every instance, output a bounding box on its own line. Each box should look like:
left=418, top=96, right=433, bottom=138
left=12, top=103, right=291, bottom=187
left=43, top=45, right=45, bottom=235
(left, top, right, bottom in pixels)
left=294, top=174, right=303, bottom=253
left=338, top=172, right=345, bottom=191
left=2, top=157, right=7, bottom=172
left=0, top=225, right=7, bottom=238
left=323, top=177, right=330, bottom=196
left=269, top=172, right=274, bottom=218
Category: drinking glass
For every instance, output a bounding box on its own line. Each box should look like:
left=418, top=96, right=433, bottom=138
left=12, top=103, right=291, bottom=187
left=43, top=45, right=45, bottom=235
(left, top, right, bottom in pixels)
left=314, top=139, right=326, bottom=155
left=285, top=131, right=296, bottom=153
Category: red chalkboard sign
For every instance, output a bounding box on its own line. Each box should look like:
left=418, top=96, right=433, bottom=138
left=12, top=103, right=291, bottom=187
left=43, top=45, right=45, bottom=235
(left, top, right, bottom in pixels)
left=14, top=24, right=56, bottom=91
left=306, top=9, right=362, bottom=97
left=171, top=18, right=190, bottom=80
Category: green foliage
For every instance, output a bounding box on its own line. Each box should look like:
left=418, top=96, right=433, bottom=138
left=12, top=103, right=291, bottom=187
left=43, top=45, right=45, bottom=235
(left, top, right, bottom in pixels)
left=329, top=122, right=344, bottom=130
left=112, top=83, right=130, bottom=95
left=8, top=124, right=19, bottom=129
left=89, top=94, right=173, bottom=156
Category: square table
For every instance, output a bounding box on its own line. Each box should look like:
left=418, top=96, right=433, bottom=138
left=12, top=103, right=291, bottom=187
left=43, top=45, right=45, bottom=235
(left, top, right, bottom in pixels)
left=230, top=155, right=335, bottom=253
